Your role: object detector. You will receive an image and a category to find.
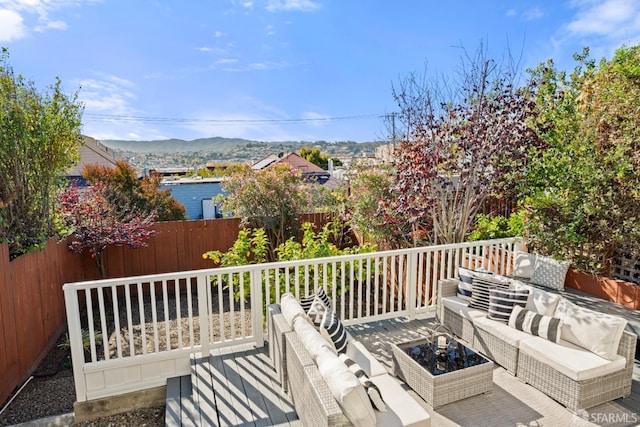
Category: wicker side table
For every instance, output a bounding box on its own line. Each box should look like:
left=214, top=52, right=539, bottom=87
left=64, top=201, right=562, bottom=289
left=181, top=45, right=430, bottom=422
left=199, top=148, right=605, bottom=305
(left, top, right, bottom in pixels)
left=392, top=337, right=493, bottom=409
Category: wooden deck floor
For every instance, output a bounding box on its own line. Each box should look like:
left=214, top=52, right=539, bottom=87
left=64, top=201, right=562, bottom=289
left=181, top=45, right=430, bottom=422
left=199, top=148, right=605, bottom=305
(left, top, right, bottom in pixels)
left=166, top=290, right=640, bottom=427
left=165, top=345, right=301, bottom=427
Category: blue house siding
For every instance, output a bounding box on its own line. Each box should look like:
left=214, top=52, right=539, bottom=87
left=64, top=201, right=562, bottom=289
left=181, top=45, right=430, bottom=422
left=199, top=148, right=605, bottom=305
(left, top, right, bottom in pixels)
left=161, top=180, right=224, bottom=220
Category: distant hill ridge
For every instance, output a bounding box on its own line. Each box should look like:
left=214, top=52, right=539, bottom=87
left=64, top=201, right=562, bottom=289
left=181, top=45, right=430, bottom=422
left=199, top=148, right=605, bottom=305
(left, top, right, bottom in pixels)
left=101, top=137, right=383, bottom=155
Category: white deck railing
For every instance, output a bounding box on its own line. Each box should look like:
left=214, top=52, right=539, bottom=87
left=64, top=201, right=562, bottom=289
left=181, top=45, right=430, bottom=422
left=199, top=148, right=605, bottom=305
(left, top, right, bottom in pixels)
left=63, top=237, right=521, bottom=402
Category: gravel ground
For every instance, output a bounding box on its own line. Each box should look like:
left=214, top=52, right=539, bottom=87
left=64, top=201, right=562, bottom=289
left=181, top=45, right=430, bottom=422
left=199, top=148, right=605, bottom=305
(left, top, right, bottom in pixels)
left=0, top=290, right=249, bottom=427
left=0, top=332, right=165, bottom=427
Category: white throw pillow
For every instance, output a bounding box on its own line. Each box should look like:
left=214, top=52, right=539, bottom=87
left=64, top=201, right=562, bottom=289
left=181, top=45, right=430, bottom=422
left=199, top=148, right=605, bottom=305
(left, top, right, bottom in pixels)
left=554, top=299, right=627, bottom=360
left=292, top=315, right=336, bottom=360
left=530, top=255, right=570, bottom=290
left=513, top=251, right=537, bottom=278
left=280, top=293, right=307, bottom=327
left=316, top=346, right=377, bottom=427
left=511, top=281, right=561, bottom=317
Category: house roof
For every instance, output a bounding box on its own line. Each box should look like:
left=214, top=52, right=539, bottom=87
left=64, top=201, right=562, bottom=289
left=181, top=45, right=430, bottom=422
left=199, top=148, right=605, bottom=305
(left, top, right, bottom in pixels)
left=252, top=152, right=327, bottom=176
left=67, top=135, right=119, bottom=176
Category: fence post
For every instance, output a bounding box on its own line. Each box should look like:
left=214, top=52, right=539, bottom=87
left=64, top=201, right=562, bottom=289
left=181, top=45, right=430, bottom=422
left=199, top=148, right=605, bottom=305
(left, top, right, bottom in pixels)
left=407, top=251, right=418, bottom=320
left=197, top=274, right=210, bottom=356
left=251, top=268, right=265, bottom=347
left=63, top=284, right=87, bottom=402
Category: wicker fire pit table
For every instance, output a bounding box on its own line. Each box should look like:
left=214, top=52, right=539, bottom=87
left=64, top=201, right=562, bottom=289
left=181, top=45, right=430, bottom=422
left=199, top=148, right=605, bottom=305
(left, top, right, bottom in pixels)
left=392, top=335, right=493, bottom=409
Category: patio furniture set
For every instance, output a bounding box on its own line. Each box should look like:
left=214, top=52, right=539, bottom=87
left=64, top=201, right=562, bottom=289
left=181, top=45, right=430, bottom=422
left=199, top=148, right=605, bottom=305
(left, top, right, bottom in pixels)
left=267, top=251, right=636, bottom=426
left=437, top=251, right=637, bottom=413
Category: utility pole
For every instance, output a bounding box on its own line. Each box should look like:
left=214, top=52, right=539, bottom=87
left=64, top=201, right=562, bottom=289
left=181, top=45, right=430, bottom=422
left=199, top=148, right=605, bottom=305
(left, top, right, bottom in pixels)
left=391, top=112, right=397, bottom=147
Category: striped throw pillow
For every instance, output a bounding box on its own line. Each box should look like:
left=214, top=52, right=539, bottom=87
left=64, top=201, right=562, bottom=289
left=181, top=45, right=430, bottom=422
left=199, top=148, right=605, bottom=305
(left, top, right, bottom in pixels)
left=321, top=308, right=348, bottom=353
left=487, top=288, right=529, bottom=323
left=508, top=305, right=562, bottom=343
left=339, top=354, right=387, bottom=412
left=300, top=287, right=331, bottom=312
left=468, top=274, right=511, bottom=311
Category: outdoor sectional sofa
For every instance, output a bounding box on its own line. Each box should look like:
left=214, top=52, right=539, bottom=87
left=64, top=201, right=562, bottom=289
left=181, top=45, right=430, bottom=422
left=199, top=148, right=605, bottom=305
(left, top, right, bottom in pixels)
left=268, top=296, right=431, bottom=427
left=437, top=263, right=637, bottom=413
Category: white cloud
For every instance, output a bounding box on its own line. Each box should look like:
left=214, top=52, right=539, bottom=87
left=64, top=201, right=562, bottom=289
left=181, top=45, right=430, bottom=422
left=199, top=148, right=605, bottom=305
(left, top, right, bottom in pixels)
left=266, top=24, right=275, bottom=35
left=181, top=97, right=302, bottom=141
left=266, top=0, right=321, bottom=12
left=567, top=0, right=640, bottom=37
left=74, top=74, right=136, bottom=115
left=0, top=9, right=26, bottom=41
left=214, top=30, right=225, bottom=38
left=506, top=9, right=516, bottom=17
left=217, top=58, right=239, bottom=64
left=523, top=7, right=544, bottom=21
left=34, top=19, right=66, bottom=31
left=195, top=46, right=213, bottom=52
left=247, top=61, right=286, bottom=70
left=0, top=0, right=99, bottom=39
left=302, top=111, right=330, bottom=127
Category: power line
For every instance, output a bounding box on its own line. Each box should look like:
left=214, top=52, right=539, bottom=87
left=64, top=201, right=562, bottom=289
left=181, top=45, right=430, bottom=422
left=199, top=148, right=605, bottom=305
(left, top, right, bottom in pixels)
left=83, top=112, right=384, bottom=125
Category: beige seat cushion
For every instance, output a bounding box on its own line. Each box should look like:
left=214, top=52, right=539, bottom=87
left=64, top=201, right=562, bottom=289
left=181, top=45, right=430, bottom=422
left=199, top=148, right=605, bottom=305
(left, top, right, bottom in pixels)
left=519, top=336, right=626, bottom=381
left=316, top=346, right=377, bottom=427
left=473, top=315, right=533, bottom=347
left=442, top=296, right=486, bottom=320
left=346, top=339, right=388, bottom=378
left=370, top=374, right=431, bottom=427
left=554, top=299, right=627, bottom=360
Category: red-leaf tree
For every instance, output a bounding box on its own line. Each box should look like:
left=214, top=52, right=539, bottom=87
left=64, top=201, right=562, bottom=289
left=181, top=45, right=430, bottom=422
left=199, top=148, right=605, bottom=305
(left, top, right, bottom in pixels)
left=387, top=47, right=544, bottom=245
left=58, top=181, right=157, bottom=278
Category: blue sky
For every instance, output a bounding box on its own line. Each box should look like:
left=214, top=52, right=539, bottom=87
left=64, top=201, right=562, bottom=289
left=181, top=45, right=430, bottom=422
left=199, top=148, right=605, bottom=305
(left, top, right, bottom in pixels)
left=1, top=0, right=639, bottom=143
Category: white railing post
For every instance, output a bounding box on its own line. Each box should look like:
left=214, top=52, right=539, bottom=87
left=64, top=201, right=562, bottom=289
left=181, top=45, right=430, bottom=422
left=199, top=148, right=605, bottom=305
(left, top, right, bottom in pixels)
left=251, top=268, right=265, bottom=347
left=63, top=284, right=87, bottom=402
left=197, top=274, right=210, bottom=356
left=407, top=251, right=418, bottom=320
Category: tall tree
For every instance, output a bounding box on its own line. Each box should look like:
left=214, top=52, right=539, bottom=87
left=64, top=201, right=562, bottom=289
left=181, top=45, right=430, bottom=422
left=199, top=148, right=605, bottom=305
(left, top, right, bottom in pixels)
left=525, top=46, right=640, bottom=275
left=220, top=164, right=310, bottom=259
left=299, top=146, right=342, bottom=170
left=58, top=181, right=157, bottom=278
left=388, top=46, right=543, bottom=245
left=0, top=48, right=83, bottom=257
left=83, top=160, right=186, bottom=221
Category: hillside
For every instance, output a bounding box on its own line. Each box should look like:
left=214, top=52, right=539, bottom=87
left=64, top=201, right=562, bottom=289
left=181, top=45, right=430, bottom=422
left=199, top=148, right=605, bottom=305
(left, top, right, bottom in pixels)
left=100, top=137, right=386, bottom=169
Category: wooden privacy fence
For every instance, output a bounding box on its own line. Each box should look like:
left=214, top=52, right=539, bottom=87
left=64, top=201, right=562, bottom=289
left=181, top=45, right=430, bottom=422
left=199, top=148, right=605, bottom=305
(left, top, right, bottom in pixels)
left=0, top=213, right=331, bottom=406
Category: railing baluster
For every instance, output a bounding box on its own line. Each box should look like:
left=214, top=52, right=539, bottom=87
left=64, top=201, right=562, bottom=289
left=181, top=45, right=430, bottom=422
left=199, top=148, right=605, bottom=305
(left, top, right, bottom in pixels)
left=112, top=285, right=122, bottom=359
left=331, top=261, right=337, bottom=310
left=239, top=271, right=246, bottom=338
left=125, top=284, right=134, bottom=357
left=374, top=255, right=380, bottom=316
left=187, top=278, right=194, bottom=347
left=137, top=283, right=147, bottom=355
left=217, top=273, right=224, bottom=342
left=175, top=279, right=182, bottom=350
left=365, top=258, right=371, bottom=318
left=85, top=289, right=96, bottom=362
left=150, top=282, right=159, bottom=353
left=417, top=251, right=424, bottom=308
left=97, top=287, right=109, bottom=360
left=162, top=280, right=170, bottom=351
left=340, top=260, right=346, bottom=320
left=349, top=260, right=355, bottom=320
left=382, top=255, right=388, bottom=315
left=229, top=272, right=236, bottom=341
left=390, top=254, right=396, bottom=313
